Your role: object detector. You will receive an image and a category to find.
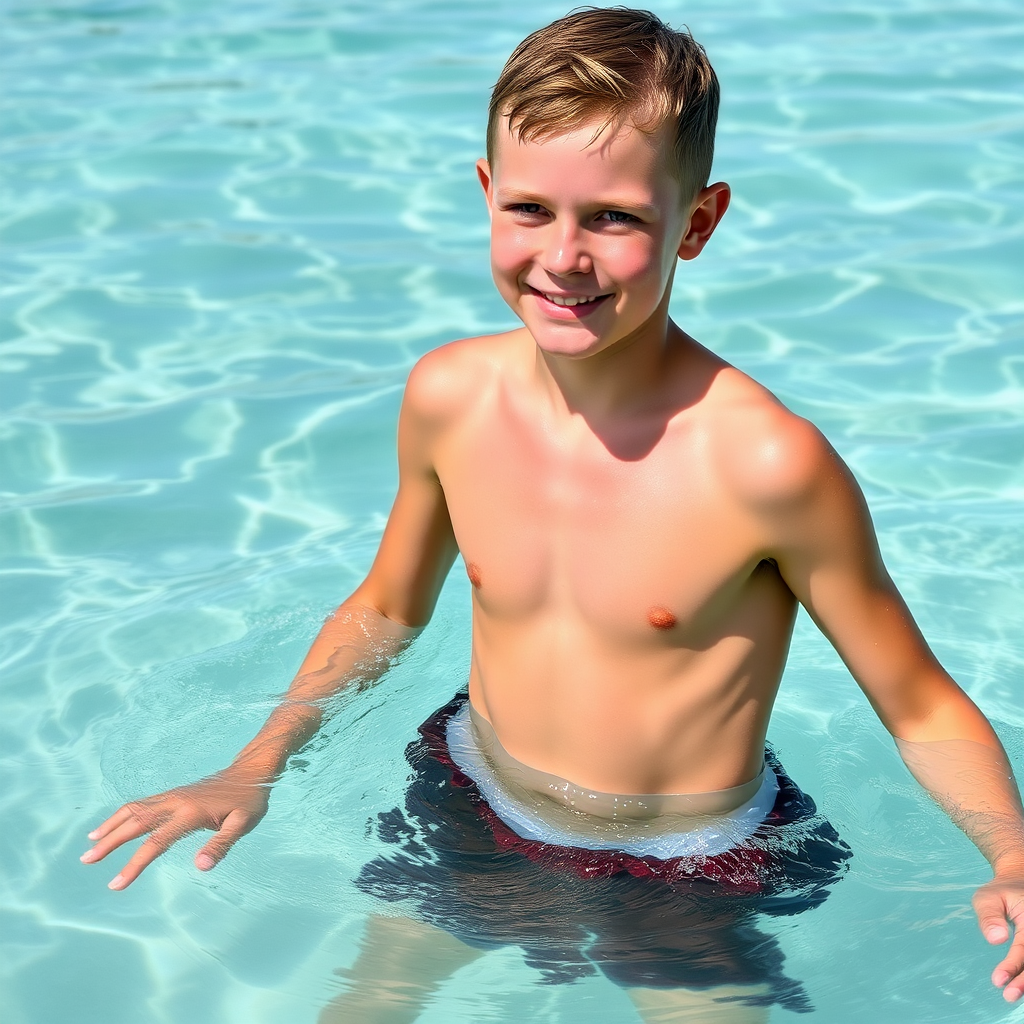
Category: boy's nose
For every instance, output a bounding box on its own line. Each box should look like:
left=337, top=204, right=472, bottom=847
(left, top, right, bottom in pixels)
left=541, top=223, right=592, bottom=276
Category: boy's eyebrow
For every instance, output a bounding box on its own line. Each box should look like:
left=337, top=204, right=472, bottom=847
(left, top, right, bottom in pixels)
left=494, top=188, right=659, bottom=217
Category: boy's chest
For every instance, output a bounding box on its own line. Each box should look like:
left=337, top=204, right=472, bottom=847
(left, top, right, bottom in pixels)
left=437, top=402, right=762, bottom=640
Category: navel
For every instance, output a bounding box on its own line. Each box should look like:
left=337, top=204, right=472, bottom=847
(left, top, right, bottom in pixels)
left=466, top=562, right=482, bottom=589
left=647, top=606, right=677, bottom=630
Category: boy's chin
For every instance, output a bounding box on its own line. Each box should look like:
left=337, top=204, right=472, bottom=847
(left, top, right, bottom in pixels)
left=524, top=320, right=611, bottom=359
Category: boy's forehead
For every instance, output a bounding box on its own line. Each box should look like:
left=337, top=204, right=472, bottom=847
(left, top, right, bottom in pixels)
left=490, top=117, right=679, bottom=203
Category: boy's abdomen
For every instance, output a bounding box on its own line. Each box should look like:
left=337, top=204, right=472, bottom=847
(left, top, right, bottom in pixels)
left=466, top=563, right=798, bottom=799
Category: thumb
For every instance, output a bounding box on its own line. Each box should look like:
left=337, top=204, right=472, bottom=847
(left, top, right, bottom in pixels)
left=974, top=887, right=1011, bottom=944
left=195, top=808, right=253, bottom=872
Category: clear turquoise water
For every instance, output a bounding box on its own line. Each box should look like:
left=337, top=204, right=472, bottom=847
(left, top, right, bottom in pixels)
left=2, top=1, right=1023, bottom=1021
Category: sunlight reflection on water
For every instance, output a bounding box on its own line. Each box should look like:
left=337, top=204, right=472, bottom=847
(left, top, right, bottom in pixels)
left=1, top=1, right=1022, bottom=1021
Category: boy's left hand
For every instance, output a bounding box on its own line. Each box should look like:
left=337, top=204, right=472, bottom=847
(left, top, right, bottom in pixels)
left=974, top=867, right=1024, bottom=1002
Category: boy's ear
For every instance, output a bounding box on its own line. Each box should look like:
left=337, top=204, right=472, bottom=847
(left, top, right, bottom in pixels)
left=677, top=182, right=730, bottom=261
left=476, top=159, right=494, bottom=217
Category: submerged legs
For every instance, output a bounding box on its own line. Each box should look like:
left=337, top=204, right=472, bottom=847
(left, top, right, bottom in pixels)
left=318, top=914, right=483, bottom=1024
left=627, top=984, right=771, bottom=1024
left=320, top=915, right=772, bottom=1023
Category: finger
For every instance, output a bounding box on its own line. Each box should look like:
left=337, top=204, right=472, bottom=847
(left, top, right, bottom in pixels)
left=195, top=808, right=254, bottom=871
left=87, top=805, right=134, bottom=842
left=973, top=888, right=1010, bottom=944
left=80, top=817, right=149, bottom=864
left=1004, top=973, right=1023, bottom=1003
left=994, top=931, right=1024, bottom=998
left=108, top=822, right=192, bottom=890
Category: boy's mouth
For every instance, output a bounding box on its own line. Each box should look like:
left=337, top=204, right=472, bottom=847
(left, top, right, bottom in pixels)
left=527, top=285, right=613, bottom=318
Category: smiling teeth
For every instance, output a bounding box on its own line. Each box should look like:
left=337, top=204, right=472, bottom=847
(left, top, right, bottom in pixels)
left=544, top=293, right=596, bottom=306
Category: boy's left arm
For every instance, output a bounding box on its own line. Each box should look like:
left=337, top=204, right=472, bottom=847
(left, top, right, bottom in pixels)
left=757, top=415, right=1024, bottom=1003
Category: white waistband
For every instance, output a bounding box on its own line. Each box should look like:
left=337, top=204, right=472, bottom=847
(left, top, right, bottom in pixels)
left=446, top=702, right=779, bottom=859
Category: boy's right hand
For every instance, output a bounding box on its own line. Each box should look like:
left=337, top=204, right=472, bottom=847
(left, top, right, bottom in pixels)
left=81, top=769, right=271, bottom=890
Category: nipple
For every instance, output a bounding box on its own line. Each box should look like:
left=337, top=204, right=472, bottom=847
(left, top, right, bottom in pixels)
left=466, top=562, right=482, bottom=589
left=647, top=606, right=677, bottom=630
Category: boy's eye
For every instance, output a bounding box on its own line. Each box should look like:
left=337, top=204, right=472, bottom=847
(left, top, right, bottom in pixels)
left=510, top=203, right=546, bottom=216
left=599, top=210, right=638, bottom=224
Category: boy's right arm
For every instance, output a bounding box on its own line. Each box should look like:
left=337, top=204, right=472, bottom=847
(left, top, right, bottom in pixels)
left=82, top=353, right=463, bottom=889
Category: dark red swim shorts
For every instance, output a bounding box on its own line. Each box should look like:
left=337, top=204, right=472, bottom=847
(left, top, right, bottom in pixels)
left=357, top=691, right=851, bottom=1011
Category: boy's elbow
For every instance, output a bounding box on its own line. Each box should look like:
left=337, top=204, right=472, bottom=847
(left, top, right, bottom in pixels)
left=884, top=671, right=996, bottom=746
left=333, top=590, right=427, bottom=637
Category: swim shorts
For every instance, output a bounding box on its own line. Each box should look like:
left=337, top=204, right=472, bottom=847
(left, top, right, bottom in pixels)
left=356, top=692, right=851, bottom=1012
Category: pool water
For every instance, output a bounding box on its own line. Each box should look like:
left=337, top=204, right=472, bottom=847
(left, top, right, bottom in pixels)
left=2, top=1, right=1023, bottom=1021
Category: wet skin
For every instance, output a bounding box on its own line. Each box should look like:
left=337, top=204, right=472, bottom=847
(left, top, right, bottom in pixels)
left=84, top=118, right=1024, bottom=1002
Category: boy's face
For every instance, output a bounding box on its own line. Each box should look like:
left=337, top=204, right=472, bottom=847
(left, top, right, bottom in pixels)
left=478, top=117, right=727, bottom=360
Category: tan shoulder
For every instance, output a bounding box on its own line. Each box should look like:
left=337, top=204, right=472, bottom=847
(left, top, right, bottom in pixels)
left=402, top=329, right=523, bottom=428
left=704, top=367, right=842, bottom=508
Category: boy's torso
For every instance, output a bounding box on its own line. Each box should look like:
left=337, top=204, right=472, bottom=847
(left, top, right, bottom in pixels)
left=426, top=327, right=801, bottom=802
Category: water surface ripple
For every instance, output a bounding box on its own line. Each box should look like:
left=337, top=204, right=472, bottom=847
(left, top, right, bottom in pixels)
left=1, top=2, right=1022, bottom=1022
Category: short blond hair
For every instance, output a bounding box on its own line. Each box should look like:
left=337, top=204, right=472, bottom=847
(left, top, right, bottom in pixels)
left=487, top=7, right=719, bottom=203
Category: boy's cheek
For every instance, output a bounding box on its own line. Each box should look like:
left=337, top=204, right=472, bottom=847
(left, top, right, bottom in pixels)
left=490, top=229, right=529, bottom=273
left=489, top=249, right=531, bottom=301
left=487, top=259, right=527, bottom=315
left=603, top=234, right=669, bottom=283
left=489, top=247, right=517, bottom=280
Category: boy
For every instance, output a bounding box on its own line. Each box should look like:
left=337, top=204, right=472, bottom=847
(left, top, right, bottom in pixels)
left=84, top=8, right=1024, bottom=1021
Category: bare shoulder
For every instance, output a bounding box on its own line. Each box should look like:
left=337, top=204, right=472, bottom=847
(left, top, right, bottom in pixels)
left=402, top=328, right=524, bottom=429
left=702, top=366, right=847, bottom=510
